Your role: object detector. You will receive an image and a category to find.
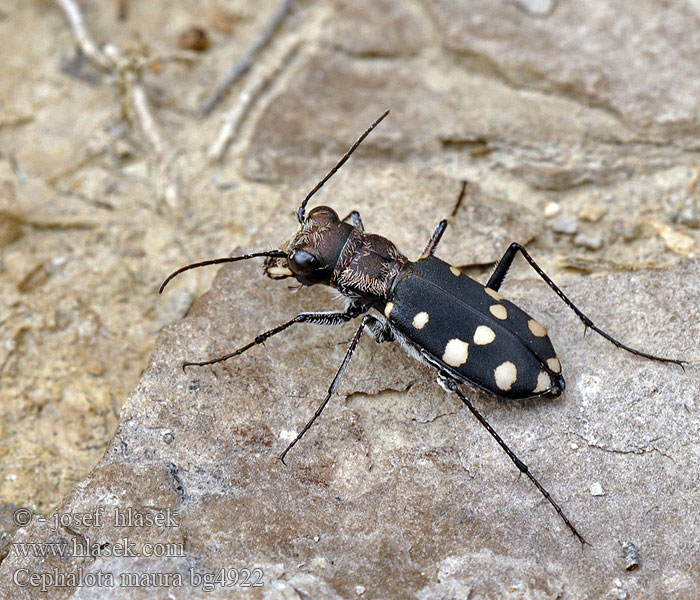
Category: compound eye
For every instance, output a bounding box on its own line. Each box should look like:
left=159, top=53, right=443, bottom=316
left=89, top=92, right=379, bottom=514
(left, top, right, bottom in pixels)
left=289, top=249, right=319, bottom=275
left=307, top=206, right=338, bottom=220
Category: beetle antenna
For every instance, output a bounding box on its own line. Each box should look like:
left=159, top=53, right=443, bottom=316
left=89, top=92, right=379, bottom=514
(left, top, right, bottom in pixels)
left=159, top=251, right=287, bottom=294
left=296, top=109, right=390, bottom=224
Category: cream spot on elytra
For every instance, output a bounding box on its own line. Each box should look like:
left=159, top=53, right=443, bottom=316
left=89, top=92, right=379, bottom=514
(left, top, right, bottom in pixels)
left=449, top=265, right=461, bottom=277
left=494, top=361, right=517, bottom=391
left=384, top=302, right=394, bottom=318
left=485, top=287, right=505, bottom=301
left=473, top=325, right=496, bottom=345
left=442, top=338, right=469, bottom=367
left=489, top=304, right=508, bottom=320
left=528, top=319, right=547, bottom=337
left=533, top=371, right=551, bottom=394
left=546, top=357, right=561, bottom=374
left=412, top=311, right=430, bottom=329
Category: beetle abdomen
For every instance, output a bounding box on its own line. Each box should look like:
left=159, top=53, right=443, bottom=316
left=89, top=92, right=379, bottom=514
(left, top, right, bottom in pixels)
left=385, top=256, right=563, bottom=399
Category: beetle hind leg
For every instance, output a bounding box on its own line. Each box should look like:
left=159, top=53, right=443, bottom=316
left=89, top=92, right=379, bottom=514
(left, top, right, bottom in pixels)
left=437, top=373, right=587, bottom=546
left=487, top=242, right=685, bottom=367
left=421, top=180, right=469, bottom=258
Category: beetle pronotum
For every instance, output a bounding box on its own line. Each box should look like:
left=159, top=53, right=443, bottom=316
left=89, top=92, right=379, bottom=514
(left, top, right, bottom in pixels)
left=161, top=111, right=684, bottom=544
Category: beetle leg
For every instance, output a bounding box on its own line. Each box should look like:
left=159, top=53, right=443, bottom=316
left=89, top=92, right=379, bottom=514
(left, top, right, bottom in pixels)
left=487, top=242, right=685, bottom=367
left=279, top=314, right=379, bottom=463
left=365, top=315, right=394, bottom=343
left=182, top=303, right=367, bottom=370
left=421, top=220, right=448, bottom=258
left=420, top=179, right=467, bottom=258
left=486, top=242, right=531, bottom=291
left=342, top=210, right=364, bottom=231
left=436, top=373, right=588, bottom=546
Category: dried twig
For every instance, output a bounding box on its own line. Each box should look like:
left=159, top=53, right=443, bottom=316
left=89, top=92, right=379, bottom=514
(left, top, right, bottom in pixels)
left=131, top=83, right=165, bottom=159
left=116, top=0, right=128, bottom=21
left=208, top=38, right=301, bottom=163
left=45, top=147, right=107, bottom=185
left=131, top=82, right=181, bottom=212
left=55, top=0, right=115, bottom=71
left=0, top=114, right=34, bottom=128
left=199, top=0, right=297, bottom=116
left=53, top=0, right=182, bottom=211
left=143, top=52, right=199, bottom=69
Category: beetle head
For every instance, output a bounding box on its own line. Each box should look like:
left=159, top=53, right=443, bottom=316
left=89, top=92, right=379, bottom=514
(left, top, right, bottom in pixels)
left=264, top=206, right=353, bottom=286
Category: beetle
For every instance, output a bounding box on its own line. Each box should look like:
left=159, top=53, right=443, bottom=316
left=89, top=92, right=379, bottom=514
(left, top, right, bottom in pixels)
left=160, top=110, right=684, bottom=544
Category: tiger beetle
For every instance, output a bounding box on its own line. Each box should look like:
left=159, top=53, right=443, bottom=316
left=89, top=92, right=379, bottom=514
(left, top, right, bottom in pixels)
left=160, top=110, right=685, bottom=545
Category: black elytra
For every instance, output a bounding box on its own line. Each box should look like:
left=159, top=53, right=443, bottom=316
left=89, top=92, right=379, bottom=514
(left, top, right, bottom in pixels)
left=160, top=110, right=685, bottom=546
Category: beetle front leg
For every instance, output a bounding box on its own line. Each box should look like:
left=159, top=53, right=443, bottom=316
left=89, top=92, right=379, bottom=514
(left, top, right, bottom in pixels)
left=342, top=210, right=364, bottom=231
left=279, top=314, right=381, bottom=462
left=182, top=303, right=367, bottom=370
left=365, top=314, right=394, bottom=343
left=421, top=220, right=448, bottom=258
left=436, top=373, right=587, bottom=546
left=487, top=242, right=685, bottom=367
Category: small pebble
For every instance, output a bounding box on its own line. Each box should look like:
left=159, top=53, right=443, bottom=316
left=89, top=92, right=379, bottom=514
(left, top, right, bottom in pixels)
left=573, top=232, right=604, bottom=250
left=677, top=206, right=699, bottom=229
left=50, top=256, right=67, bottom=269
left=0, top=210, right=23, bottom=248
left=177, top=26, right=210, bottom=52
left=209, top=6, right=244, bottom=33
left=655, top=223, right=696, bottom=256
left=355, top=585, right=366, bottom=595
left=85, top=360, right=104, bottom=377
left=606, top=578, right=628, bottom=600
left=621, top=541, right=640, bottom=571
left=544, top=201, right=561, bottom=217
left=578, top=203, right=608, bottom=223
left=612, top=219, right=640, bottom=242
left=112, top=139, right=134, bottom=160
left=551, top=217, right=578, bottom=235
left=590, top=482, right=605, bottom=496
left=511, top=0, right=554, bottom=15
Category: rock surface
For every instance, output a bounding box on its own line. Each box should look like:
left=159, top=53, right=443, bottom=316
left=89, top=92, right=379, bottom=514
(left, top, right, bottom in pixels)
left=2, top=256, right=699, bottom=598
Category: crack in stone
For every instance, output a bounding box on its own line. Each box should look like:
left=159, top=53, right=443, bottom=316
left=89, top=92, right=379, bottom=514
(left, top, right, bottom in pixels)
left=343, top=382, right=414, bottom=406
left=411, top=408, right=461, bottom=425
left=569, top=430, right=676, bottom=464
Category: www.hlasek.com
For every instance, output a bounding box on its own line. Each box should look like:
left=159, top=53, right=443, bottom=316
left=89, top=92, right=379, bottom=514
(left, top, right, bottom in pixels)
left=12, top=568, right=265, bottom=592
left=11, top=537, right=184, bottom=559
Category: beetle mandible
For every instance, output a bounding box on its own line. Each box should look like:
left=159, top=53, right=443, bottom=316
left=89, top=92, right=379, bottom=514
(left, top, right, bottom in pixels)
left=160, top=110, right=684, bottom=545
